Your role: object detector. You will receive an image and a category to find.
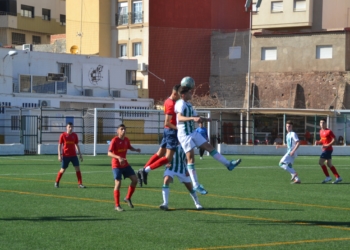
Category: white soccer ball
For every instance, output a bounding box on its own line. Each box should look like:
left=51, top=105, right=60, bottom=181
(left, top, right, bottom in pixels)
left=180, top=76, right=195, bottom=89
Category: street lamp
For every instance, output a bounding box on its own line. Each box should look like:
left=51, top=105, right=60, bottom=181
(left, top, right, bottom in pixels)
left=2, top=50, right=18, bottom=62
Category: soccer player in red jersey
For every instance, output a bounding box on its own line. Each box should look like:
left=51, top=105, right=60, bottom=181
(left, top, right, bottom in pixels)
left=137, top=84, right=181, bottom=186
left=55, top=122, right=85, bottom=188
left=108, top=124, right=141, bottom=211
left=315, top=118, right=342, bottom=184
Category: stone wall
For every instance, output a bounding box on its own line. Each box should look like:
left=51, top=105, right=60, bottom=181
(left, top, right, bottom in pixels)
left=249, top=71, right=350, bottom=109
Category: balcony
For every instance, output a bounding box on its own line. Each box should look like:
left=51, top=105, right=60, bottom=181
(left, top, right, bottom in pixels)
left=116, top=13, right=129, bottom=26
left=131, top=11, right=143, bottom=24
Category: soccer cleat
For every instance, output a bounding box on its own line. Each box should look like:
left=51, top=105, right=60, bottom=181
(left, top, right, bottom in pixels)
left=139, top=168, right=148, bottom=185
left=159, top=204, right=168, bottom=211
left=321, top=176, right=332, bottom=184
left=291, top=179, right=301, bottom=184
left=137, top=171, right=143, bottom=187
left=54, top=182, right=59, bottom=188
left=78, top=184, right=86, bottom=188
left=332, top=177, right=343, bottom=184
left=195, top=204, right=203, bottom=210
left=194, top=184, right=208, bottom=195
left=115, top=206, right=124, bottom=212
left=200, top=157, right=203, bottom=160
left=124, top=198, right=134, bottom=208
left=227, top=159, right=241, bottom=171
left=291, top=173, right=298, bottom=181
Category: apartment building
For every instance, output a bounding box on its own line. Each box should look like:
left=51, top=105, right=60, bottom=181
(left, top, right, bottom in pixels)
left=0, top=0, right=66, bottom=47
left=248, top=0, right=350, bottom=110
left=66, top=0, right=250, bottom=102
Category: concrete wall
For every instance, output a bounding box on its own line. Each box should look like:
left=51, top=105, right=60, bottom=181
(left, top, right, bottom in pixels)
left=0, top=143, right=24, bottom=155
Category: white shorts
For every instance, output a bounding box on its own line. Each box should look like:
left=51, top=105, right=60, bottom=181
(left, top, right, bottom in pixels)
left=280, top=152, right=297, bottom=165
left=178, top=131, right=207, bottom=153
left=164, top=168, right=191, bottom=183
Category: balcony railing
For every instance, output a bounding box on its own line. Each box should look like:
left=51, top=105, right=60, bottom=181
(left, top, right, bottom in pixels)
left=131, top=11, right=143, bottom=24
left=116, top=13, right=129, bottom=26
left=115, top=12, right=143, bottom=26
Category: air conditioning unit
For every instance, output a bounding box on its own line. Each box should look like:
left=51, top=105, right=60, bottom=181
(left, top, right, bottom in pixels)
left=38, top=100, right=51, bottom=107
left=22, top=44, right=33, bottom=51
left=137, top=63, right=147, bottom=72
left=112, top=90, right=121, bottom=98
left=84, top=89, right=93, bottom=96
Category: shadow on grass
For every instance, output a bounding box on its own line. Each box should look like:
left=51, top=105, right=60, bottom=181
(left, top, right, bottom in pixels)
left=0, top=216, right=117, bottom=222
left=298, top=182, right=350, bottom=185
left=248, top=220, right=350, bottom=227
left=166, top=207, right=303, bottom=212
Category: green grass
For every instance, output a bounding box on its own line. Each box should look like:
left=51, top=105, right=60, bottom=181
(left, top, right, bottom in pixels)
left=0, top=154, right=350, bottom=250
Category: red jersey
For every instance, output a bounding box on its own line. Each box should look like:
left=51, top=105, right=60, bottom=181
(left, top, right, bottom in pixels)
left=319, top=128, right=335, bottom=151
left=108, top=136, right=132, bottom=168
left=59, top=132, right=78, bottom=157
left=164, top=98, right=176, bottom=128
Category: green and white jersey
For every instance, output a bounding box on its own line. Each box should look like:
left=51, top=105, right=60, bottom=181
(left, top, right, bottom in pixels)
left=286, top=131, right=299, bottom=155
left=168, top=145, right=187, bottom=174
left=175, top=99, right=197, bottom=137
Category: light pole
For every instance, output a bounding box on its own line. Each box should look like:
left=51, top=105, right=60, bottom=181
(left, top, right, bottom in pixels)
left=2, top=50, right=18, bottom=83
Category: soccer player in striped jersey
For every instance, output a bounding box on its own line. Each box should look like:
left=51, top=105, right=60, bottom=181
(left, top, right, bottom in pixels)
left=174, top=86, right=241, bottom=195
left=315, top=118, right=342, bottom=184
left=160, top=145, right=202, bottom=211
left=276, top=120, right=301, bottom=184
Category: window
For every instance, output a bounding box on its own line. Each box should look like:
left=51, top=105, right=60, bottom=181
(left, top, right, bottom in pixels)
left=21, top=5, right=34, bottom=18
left=132, top=1, right=143, bottom=23
left=117, top=2, right=128, bottom=25
left=261, top=47, right=277, bottom=60
left=11, top=116, right=20, bottom=131
left=42, top=8, right=50, bottom=20
left=32, top=76, right=55, bottom=94
left=60, top=14, right=66, bottom=25
left=252, top=3, right=257, bottom=12
left=316, top=45, right=332, bottom=59
left=133, top=42, right=142, bottom=56
left=229, top=46, right=241, bottom=59
left=58, top=63, right=72, bottom=83
left=12, top=32, right=25, bottom=45
left=271, top=1, right=283, bottom=12
left=32, top=35, right=41, bottom=44
left=42, top=116, right=49, bottom=131
left=136, top=80, right=143, bottom=89
left=20, top=75, right=31, bottom=92
left=126, top=70, right=136, bottom=85
left=294, top=0, right=306, bottom=11
left=119, top=44, right=127, bottom=57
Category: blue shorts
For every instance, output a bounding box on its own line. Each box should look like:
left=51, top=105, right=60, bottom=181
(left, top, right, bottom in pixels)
left=160, top=128, right=178, bottom=151
left=112, top=166, right=136, bottom=180
left=320, top=150, right=332, bottom=160
left=61, top=156, right=79, bottom=169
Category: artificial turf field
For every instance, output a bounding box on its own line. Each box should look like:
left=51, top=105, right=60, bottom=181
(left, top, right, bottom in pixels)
left=0, top=154, right=350, bottom=250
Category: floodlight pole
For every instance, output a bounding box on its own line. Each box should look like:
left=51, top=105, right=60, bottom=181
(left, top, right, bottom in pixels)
left=245, top=5, right=252, bottom=145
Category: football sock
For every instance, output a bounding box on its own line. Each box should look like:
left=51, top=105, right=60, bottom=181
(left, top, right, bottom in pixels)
left=55, top=172, right=63, bottom=183
left=190, top=190, right=199, bottom=205
left=76, top=171, right=82, bottom=184
left=149, top=157, right=169, bottom=170
left=162, top=185, right=169, bottom=205
left=330, top=166, right=340, bottom=178
left=279, top=163, right=296, bottom=174
left=321, top=165, right=330, bottom=176
left=144, top=166, right=151, bottom=173
left=187, top=164, right=199, bottom=188
left=144, top=153, right=160, bottom=168
left=209, top=149, right=230, bottom=167
left=114, top=190, right=120, bottom=206
left=126, top=185, right=136, bottom=199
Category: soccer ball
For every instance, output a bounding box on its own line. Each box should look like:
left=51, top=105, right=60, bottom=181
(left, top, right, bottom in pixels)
left=180, top=76, right=195, bottom=89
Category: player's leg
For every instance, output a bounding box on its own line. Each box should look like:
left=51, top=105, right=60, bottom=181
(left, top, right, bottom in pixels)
left=144, top=147, right=166, bottom=168
left=185, top=149, right=208, bottom=195
left=113, top=168, right=123, bottom=211
left=279, top=154, right=300, bottom=183
left=183, top=181, right=202, bottom=210
left=199, top=139, right=241, bottom=171
left=72, top=156, right=85, bottom=188
left=326, top=158, right=342, bottom=184
left=199, top=148, right=205, bottom=159
left=55, top=157, right=68, bottom=188
left=123, top=166, right=138, bottom=208
left=160, top=171, right=173, bottom=211
left=319, top=152, right=332, bottom=183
